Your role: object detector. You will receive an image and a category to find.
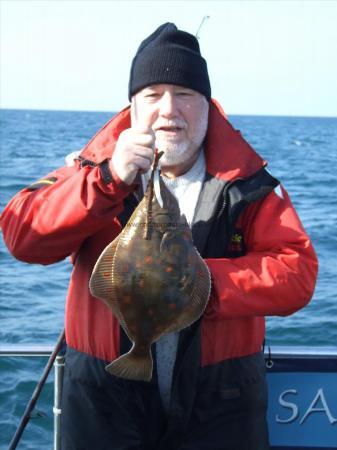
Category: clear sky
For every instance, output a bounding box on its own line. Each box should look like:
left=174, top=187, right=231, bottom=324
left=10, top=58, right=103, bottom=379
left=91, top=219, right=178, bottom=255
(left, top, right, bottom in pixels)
left=1, top=0, right=337, bottom=116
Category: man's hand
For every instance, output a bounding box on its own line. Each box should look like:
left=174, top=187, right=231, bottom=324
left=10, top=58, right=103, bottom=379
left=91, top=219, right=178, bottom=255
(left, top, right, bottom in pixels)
left=111, top=127, right=156, bottom=185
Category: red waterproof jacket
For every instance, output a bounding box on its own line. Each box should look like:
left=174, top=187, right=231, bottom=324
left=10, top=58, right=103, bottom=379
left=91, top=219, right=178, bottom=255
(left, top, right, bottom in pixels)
left=0, top=100, right=318, bottom=367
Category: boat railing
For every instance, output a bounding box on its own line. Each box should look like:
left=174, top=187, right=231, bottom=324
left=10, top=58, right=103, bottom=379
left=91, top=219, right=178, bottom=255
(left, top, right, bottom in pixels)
left=0, top=343, right=65, bottom=450
left=1, top=344, right=337, bottom=450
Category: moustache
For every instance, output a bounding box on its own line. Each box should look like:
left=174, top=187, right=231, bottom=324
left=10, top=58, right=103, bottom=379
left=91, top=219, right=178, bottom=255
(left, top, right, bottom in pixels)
left=153, top=120, right=187, bottom=131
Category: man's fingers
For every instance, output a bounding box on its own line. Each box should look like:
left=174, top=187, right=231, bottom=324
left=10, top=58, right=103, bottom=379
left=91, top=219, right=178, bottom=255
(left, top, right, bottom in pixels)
left=132, top=146, right=155, bottom=163
left=111, top=127, right=156, bottom=185
left=133, top=129, right=156, bottom=148
left=127, top=156, right=152, bottom=173
left=133, top=124, right=155, bottom=137
left=117, top=128, right=155, bottom=151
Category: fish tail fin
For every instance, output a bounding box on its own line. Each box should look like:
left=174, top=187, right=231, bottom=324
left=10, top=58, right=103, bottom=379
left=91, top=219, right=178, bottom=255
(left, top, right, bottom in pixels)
left=105, top=343, right=153, bottom=382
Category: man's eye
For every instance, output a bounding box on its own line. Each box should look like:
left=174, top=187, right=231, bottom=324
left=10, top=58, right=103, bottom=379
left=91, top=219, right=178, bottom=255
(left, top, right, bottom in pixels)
left=145, top=93, right=159, bottom=98
left=177, top=91, right=192, bottom=97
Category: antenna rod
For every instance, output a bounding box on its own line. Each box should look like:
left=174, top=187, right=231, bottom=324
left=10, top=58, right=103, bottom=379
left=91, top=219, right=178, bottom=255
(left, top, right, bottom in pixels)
left=196, top=15, right=210, bottom=40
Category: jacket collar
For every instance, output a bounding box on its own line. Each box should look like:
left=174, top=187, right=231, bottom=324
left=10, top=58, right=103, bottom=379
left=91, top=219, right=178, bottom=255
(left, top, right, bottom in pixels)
left=80, top=99, right=265, bottom=182
left=205, top=99, right=265, bottom=181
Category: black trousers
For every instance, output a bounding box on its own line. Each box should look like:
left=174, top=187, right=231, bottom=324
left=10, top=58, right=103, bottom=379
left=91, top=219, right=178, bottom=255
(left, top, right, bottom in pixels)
left=60, top=348, right=270, bottom=450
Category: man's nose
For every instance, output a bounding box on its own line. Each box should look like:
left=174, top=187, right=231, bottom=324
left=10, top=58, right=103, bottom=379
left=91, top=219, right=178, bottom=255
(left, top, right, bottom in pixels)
left=158, top=92, right=178, bottom=118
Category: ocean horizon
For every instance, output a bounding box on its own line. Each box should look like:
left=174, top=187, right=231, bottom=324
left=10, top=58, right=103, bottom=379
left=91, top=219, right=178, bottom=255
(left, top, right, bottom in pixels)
left=2, top=106, right=337, bottom=120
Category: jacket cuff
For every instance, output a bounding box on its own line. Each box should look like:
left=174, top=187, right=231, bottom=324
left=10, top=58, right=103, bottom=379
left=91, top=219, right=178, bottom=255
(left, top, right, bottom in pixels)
left=101, top=159, right=138, bottom=193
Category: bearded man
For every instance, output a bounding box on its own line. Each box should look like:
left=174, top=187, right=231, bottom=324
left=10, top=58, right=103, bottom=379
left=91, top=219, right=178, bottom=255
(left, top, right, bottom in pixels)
left=0, top=23, right=318, bottom=450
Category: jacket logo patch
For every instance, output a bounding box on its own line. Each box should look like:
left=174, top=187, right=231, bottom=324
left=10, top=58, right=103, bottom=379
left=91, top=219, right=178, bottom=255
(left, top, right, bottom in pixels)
left=228, top=231, right=244, bottom=254
left=27, top=177, right=57, bottom=191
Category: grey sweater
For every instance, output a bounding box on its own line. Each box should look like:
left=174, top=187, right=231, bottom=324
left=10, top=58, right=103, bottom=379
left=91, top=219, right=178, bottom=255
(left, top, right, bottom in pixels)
left=155, top=150, right=206, bottom=413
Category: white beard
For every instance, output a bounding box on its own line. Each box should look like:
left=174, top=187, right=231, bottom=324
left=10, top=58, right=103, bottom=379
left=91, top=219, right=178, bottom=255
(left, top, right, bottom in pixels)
left=154, top=136, right=190, bottom=166
left=154, top=105, right=209, bottom=168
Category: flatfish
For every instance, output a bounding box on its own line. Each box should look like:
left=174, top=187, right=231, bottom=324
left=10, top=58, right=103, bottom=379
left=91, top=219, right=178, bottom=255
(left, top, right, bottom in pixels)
left=89, top=152, right=211, bottom=382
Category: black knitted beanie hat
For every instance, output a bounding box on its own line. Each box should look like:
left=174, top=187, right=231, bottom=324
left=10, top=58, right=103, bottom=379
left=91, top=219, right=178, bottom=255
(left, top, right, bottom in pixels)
left=128, top=23, right=211, bottom=101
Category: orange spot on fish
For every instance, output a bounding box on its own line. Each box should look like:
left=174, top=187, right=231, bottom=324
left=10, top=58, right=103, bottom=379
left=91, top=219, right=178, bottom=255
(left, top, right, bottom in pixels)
left=145, top=255, right=153, bottom=264
left=168, top=303, right=177, bottom=310
left=103, top=272, right=110, bottom=277
left=123, top=296, right=132, bottom=304
left=166, top=266, right=173, bottom=273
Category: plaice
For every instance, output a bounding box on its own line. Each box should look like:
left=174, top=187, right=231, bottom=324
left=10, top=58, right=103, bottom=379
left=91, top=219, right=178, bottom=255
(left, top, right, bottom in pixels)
left=89, top=152, right=211, bottom=382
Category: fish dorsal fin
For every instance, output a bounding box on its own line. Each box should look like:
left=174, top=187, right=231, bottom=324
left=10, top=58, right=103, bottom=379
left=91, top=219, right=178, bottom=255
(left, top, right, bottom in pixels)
left=89, top=236, right=129, bottom=335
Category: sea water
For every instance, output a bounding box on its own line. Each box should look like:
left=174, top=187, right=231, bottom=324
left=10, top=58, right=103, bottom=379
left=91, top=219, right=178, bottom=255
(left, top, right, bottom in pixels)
left=0, top=109, right=336, bottom=449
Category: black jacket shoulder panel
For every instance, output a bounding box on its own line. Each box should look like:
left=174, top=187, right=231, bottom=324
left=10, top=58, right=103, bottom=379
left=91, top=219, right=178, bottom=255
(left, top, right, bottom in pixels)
left=204, top=167, right=279, bottom=259
left=228, top=167, right=280, bottom=227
